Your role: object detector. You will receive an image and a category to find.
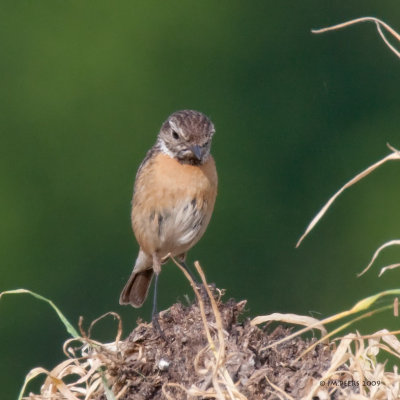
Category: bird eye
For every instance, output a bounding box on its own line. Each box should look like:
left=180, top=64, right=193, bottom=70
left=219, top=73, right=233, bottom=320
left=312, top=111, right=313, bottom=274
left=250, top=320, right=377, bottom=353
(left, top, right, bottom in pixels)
left=172, top=130, right=179, bottom=139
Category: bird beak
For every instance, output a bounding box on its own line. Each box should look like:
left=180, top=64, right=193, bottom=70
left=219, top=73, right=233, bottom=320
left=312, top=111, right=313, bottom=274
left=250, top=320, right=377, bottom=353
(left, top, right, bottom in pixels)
left=190, top=145, right=202, bottom=161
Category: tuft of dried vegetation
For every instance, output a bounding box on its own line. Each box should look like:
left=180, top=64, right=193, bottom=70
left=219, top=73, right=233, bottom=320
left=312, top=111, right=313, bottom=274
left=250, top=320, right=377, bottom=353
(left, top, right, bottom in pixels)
left=3, top=262, right=397, bottom=400
left=91, top=292, right=331, bottom=400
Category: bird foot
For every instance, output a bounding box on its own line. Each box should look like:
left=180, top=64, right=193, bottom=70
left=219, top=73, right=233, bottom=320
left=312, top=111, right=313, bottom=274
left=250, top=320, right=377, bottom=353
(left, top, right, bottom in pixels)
left=152, top=312, right=168, bottom=342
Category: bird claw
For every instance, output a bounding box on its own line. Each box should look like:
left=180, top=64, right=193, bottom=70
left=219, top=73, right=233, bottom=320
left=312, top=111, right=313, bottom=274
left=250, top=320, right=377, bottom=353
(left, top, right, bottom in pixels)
left=152, top=313, right=168, bottom=342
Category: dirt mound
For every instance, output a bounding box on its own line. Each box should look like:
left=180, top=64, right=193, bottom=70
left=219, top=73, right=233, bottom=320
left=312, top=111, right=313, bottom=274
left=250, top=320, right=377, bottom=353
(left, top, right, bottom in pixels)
left=100, top=289, right=332, bottom=399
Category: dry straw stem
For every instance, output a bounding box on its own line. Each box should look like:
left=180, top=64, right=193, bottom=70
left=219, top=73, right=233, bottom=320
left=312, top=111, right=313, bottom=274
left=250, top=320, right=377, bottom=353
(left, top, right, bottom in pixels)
left=171, top=257, right=246, bottom=400
left=359, top=240, right=400, bottom=277
left=251, top=313, right=328, bottom=338
left=254, top=289, right=400, bottom=354
left=296, top=144, right=400, bottom=248
left=312, top=16, right=400, bottom=59
left=264, top=376, right=295, bottom=400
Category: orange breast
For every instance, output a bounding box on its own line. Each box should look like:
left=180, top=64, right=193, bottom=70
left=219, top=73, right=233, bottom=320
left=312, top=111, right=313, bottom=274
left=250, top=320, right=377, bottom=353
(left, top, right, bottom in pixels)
left=131, top=152, right=218, bottom=256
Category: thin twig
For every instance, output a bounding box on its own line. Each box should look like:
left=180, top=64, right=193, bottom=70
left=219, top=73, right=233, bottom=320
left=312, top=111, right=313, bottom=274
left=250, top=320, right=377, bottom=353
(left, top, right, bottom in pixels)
left=296, top=146, right=400, bottom=248
left=358, top=240, right=400, bottom=276
left=312, top=16, right=400, bottom=59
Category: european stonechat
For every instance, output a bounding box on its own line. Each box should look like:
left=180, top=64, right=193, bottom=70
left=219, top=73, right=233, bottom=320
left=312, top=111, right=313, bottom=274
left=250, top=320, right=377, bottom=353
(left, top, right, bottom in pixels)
left=120, top=110, right=218, bottom=317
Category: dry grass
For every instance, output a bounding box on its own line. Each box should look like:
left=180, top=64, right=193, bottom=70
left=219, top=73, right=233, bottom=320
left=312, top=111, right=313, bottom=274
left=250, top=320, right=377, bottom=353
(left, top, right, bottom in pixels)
left=296, top=144, right=400, bottom=249
left=311, top=17, right=400, bottom=59
left=2, top=262, right=399, bottom=400
left=298, top=17, right=400, bottom=281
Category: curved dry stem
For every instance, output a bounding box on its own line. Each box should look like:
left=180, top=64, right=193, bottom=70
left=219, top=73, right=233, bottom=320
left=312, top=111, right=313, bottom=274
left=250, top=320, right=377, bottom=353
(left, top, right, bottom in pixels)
left=376, top=22, right=400, bottom=58
left=171, top=257, right=247, bottom=400
left=296, top=146, right=400, bottom=248
left=261, top=290, right=400, bottom=351
left=264, top=375, right=295, bottom=400
left=359, top=240, right=400, bottom=277
left=170, top=257, right=217, bottom=354
left=251, top=312, right=327, bottom=337
left=295, top=305, right=391, bottom=363
left=379, top=263, right=400, bottom=278
left=87, top=312, right=122, bottom=344
left=312, top=16, right=400, bottom=59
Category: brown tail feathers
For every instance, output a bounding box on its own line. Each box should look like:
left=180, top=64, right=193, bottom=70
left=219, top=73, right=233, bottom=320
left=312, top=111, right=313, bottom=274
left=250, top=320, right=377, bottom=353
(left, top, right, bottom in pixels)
left=119, top=269, right=154, bottom=308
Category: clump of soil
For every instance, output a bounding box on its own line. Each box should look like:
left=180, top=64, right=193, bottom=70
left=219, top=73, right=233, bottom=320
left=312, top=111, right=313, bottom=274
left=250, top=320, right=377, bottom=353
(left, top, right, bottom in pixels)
left=23, top=281, right=400, bottom=400
left=99, top=288, right=333, bottom=399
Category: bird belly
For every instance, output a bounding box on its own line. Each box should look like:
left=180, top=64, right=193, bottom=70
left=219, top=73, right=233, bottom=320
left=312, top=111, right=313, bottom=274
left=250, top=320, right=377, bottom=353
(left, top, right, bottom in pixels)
left=132, top=198, right=209, bottom=258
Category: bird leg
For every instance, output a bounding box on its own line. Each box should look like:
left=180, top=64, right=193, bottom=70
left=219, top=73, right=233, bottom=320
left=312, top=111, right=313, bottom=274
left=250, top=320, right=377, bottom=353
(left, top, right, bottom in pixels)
left=151, top=254, right=167, bottom=341
left=175, top=254, right=209, bottom=303
left=176, top=254, right=199, bottom=284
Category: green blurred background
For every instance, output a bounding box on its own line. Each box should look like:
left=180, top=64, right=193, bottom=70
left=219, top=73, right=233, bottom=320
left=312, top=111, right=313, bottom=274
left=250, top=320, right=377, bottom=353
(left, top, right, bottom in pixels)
left=1, top=1, right=400, bottom=397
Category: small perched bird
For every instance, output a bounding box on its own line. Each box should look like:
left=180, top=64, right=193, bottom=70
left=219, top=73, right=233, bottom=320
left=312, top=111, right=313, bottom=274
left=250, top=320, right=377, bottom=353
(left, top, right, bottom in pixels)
left=120, top=110, right=218, bottom=320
